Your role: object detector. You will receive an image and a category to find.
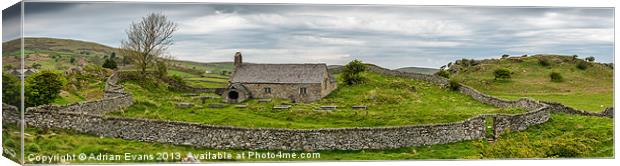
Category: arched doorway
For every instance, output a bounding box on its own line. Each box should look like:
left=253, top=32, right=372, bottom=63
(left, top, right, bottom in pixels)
left=228, top=91, right=239, bottom=100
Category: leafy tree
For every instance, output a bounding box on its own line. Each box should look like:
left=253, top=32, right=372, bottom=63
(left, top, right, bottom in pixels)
left=550, top=72, right=563, bottom=82
left=2, top=73, right=21, bottom=106
left=501, top=54, right=510, bottom=58
left=25, top=70, right=66, bottom=107
left=572, top=55, right=578, bottom=61
left=342, top=59, right=367, bottom=85
left=585, top=56, right=595, bottom=62
left=494, top=68, right=512, bottom=80
left=102, top=53, right=118, bottom=69
left=102, top=58, right=118, bottom=69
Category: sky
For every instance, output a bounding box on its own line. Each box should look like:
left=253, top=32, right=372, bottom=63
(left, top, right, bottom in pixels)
left=2, top=2, right=615, bottom=69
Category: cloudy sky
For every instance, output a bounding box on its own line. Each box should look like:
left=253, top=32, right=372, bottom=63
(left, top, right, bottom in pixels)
left=2, top=2, right=614, bottom=69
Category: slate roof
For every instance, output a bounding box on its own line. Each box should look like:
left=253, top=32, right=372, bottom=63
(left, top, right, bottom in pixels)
left=230, top=63, right=331, bottom=84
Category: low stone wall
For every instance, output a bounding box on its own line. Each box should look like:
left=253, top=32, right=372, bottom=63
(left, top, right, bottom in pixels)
left=542, top=101, right=613, bottom=118
left=492, top=107, right=551, bottom=138
left=457, top=85, right=545, bottom=110
left=2, top=66, right=609, bottom=151
left=2, top=106, right=486, bottom=150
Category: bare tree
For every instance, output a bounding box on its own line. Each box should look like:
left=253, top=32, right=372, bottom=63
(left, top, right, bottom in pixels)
left=121, top=13, right=178, bottom=75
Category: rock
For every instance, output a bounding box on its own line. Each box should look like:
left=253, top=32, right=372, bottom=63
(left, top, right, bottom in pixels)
left=352, top=105, right=368, bottom=109
left=208, top=103, right=226, bottom=108
left=273, top=105, right=291, bottom=110
left=320, top=106, right=337, bottom=110
left=176, top=102, right=194, bottom=109
left=258, top=99, right=272, bottom=103
left=183, top=93, right=198, bottom=97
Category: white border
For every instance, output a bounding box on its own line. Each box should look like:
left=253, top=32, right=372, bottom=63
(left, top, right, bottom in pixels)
left=1, top=0, right=617, bottom=166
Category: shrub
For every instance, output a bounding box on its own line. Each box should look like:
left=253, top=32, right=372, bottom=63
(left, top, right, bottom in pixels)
left=342, top=60, right=367, bottom=85
left=549, top=72, right=563, bottom=82
left=448, top=79, right=461, bottom=91
left=546, top=136, right=598, bottom=158
left=576, top=61, right=589, bottom=70
left=25, top=70, right=66, bottom=107
left=493, top=68, right=512, bottom=80
left=435, top=70, right=450, bottom=78
left=102, top=58, right=117, bottom=69
left=155, top=60, right=168, bottom=78
left=585, top=56, right=595, bottom=62
left=2, top=73, right=20, bottom=106
left=501, top=54, right=510, bottom=58
left=538, top=58, right=551, bottom=67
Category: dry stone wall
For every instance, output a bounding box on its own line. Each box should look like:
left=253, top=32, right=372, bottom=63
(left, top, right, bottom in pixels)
left=1, top=66, right=611, bottom=151
left=2, top=106, right=486, bottom=150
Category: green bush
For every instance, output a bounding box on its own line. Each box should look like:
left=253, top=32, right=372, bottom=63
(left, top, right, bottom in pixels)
left=448, top=79, right=461, bottom=91
left=576, top=61, right=589, bottom=70
left=102, top=58, right=117, bottom=69
left=342, top=60, right=367, bottom=85
left=2, top=73, right=20, bottom=106
left=538, top=58, right=551, bottom=67
left=493, top=68, right=512, bottom=80
left=585, top=56, right=595, bottom=62
left=546, top=136, right=598, bottom=158
left=550, top=72, right=563, bottom=82
left=25, top=70, right=66, bottom=107
left=435, top=70, right=450, bottom=78
left=155, top=60, right=168, bottom=78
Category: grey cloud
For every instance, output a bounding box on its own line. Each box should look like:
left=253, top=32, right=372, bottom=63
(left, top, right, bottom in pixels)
left=13, top=2, right=614, bottom=69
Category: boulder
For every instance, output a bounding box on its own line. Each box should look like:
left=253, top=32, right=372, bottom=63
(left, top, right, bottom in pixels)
left=208, top=103, right=226, bottom=108
left=176, top=103, right=194, bottom=109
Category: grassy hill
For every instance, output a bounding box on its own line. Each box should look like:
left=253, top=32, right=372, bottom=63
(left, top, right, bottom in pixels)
left=449, top=55, right=613, bottom=112
left=395, top=66, right=439, bottom=75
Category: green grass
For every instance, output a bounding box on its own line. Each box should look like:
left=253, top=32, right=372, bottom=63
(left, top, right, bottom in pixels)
left=4, top=112, right=611, bottom=164
left=167, top=69, right=200, bottom=78
left=109, top=71, right=524, bottom=129
left=451, top=55, right=613, bottom=112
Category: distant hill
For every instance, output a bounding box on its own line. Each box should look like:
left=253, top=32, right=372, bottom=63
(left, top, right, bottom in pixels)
left=1, top=37, right=233, bottom=72
left=449, top=54, right=613, bottom=111
left=2, top=37, right=117, bottom=56
left=395, top=67, right=439, bottom=75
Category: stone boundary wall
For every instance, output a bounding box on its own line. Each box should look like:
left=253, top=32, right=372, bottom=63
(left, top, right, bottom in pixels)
left=3, top=105, right=487, bottom=150
left=492, top=107, right=551, bottom=139
left=542, top=101, right=613, bottom=118
left=1, top=66, right=611, bottom=151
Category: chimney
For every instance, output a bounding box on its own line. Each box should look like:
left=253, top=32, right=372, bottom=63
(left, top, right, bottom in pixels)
left=234, top=52, right=243, bottom=67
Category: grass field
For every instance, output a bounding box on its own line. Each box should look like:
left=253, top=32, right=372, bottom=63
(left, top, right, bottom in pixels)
left=108, top=71, right=524, bottom=129
left=3, top=112, right=611, bottom=164
left=450, top=55, right=613, bottom=112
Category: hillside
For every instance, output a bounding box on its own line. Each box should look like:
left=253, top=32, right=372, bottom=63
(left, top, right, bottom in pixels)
left=2, top=37, right=234, bottom=75
left=449, top=54, right=613, bottom=111
left=2, top=37, right=117, bottom=57
left=395, top=66, right=439, bottom=75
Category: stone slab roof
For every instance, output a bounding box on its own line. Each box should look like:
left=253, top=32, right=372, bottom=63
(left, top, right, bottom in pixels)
left=230, top=63, right=330, bottom=84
